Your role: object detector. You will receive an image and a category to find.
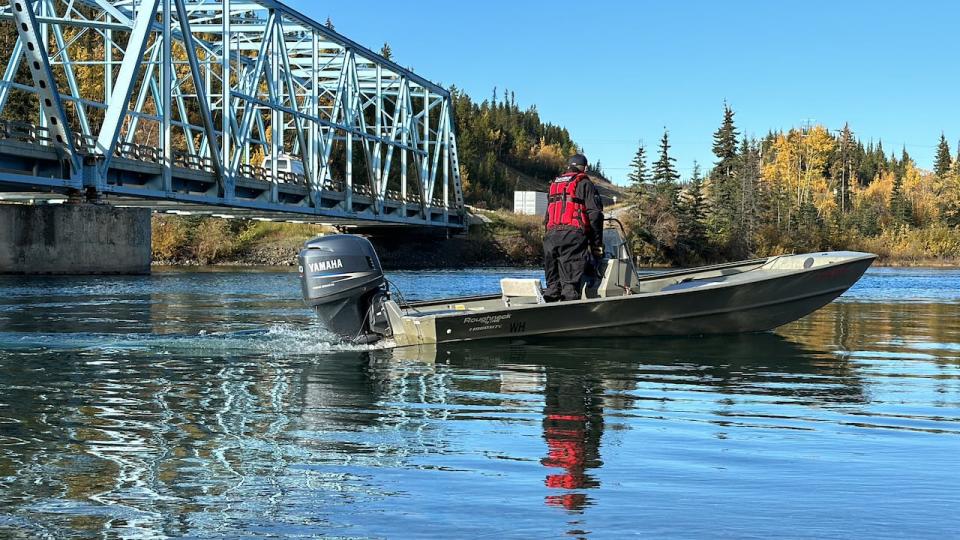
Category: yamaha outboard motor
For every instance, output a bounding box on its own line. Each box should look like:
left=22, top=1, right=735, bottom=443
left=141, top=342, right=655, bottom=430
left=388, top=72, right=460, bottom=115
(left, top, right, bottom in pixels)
left=298, top=234, right=391, bottom=344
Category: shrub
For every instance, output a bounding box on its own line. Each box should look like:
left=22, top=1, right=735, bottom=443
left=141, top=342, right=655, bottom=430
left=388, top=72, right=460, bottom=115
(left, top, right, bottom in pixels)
left=151, top=215, right=189, bottom=261
left=193, top=218, right=239, bottom=264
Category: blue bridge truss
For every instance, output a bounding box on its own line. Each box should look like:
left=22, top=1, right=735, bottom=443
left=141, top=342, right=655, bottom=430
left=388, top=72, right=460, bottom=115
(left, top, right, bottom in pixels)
left=0, top=0, right=466, bottom=228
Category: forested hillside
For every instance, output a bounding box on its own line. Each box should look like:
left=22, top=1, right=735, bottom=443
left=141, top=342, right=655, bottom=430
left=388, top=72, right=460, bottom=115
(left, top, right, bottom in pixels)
left=450, top=88, right=590, bottom=208
left=626, top=105, right=960, bottom=265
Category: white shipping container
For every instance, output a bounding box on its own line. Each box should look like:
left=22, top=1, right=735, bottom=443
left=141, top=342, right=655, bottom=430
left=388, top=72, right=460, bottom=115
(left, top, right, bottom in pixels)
left=513, top=191, right=548, bottom=216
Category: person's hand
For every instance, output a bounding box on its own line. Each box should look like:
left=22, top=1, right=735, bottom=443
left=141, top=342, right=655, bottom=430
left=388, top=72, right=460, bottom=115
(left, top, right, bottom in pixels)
left=590, top=245, right=603, bottom=260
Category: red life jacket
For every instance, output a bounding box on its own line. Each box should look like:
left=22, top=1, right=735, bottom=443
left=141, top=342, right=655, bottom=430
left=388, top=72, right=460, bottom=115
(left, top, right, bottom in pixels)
left=546, top=172, right=590, bottom=231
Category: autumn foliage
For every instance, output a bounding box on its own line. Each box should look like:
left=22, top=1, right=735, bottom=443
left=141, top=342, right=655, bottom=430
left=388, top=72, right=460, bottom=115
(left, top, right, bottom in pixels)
left=626, top=105, right=960, bottom=265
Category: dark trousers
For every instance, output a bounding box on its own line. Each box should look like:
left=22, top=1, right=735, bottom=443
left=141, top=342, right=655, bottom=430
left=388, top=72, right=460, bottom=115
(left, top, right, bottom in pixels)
left=543, top=228, right=589, bottom=302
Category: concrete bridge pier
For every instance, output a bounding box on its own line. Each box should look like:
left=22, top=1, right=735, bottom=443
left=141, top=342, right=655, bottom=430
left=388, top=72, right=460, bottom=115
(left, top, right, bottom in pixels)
left=0, top=203, right=151, bottom=275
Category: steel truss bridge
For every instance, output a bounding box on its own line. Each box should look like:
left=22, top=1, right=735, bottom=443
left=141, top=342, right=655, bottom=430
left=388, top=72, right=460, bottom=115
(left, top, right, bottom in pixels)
left=0, top=0, right=466, bottom=229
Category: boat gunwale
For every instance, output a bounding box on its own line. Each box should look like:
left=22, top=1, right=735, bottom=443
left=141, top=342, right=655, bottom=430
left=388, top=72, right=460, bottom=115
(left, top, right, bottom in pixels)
left=399, top=251, right=877, bottom=319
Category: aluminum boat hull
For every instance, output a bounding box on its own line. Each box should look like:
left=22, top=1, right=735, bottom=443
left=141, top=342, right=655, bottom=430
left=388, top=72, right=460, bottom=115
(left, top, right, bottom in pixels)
left=383, top=252, right=875, bottom=346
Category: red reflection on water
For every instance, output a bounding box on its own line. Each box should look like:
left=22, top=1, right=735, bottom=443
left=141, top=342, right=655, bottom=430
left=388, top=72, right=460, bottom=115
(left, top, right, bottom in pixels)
left=541, top=376, right=604, bottom=512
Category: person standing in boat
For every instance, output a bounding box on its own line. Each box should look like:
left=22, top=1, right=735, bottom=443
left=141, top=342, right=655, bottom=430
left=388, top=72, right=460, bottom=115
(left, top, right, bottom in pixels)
left=542, top=154, right=605, bottom=302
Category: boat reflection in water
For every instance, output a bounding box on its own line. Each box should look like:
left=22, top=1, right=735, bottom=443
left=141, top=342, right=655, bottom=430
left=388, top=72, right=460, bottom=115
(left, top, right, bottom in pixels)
left=383, top=331, right=863, bottom=515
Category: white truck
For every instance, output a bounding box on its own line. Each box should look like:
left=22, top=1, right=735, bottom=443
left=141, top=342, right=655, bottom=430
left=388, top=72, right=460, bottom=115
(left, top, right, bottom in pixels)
left=262, top=153, right=306, bottom=178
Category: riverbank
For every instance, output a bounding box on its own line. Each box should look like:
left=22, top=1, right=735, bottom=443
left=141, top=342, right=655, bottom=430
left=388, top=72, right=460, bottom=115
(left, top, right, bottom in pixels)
left=151, top=213, right=960, bottom=270
left=150, top=210, right=546, bottom=269
left=842, top=225, right=960, bottom=267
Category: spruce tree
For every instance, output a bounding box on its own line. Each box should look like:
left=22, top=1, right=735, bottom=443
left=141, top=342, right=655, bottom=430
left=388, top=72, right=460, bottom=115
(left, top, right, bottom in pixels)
left=591, top=161, right=605, bottom=178
left=708, top=104, right=741, bottom=252
left=860, top=140, right=877, bottom=184
left=835, top=123, right=855, bottom=212
left=954, top=141, right=960, bottom=177
left=380, top=42, right=393, bottom=61
left=890, top=147, right=910, bottom=181
left=935, top=133, right=952, bottom=177
left=678, top=162, right=708, bottom=255
left=632, top=129, right=682, bottom=264
left=890, top=174, right=913, bottom=225
left=627, top=141, right=649, bottom=203
left=712, top=104, right=739, bottom=176
left=730, top=137, right=762, bottom=257
left=652, top=129, right=680, bottom=204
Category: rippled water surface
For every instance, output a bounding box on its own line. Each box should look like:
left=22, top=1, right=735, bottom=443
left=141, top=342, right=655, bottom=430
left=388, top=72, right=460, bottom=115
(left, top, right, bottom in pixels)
left=0, top=267, right=958, bottom=539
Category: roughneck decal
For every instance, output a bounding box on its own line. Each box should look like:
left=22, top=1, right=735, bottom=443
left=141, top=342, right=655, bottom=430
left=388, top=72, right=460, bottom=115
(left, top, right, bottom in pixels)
left=463, top=313, right=512, bottom=333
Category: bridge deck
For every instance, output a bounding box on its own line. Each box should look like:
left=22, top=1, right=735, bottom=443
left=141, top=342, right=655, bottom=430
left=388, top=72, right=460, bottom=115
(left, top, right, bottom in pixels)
left=0, top=133, right=461, bottom=227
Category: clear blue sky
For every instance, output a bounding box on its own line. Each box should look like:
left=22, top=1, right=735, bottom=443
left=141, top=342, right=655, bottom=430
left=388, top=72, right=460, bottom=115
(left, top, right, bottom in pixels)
left=290, top=0, right=959, bottom=185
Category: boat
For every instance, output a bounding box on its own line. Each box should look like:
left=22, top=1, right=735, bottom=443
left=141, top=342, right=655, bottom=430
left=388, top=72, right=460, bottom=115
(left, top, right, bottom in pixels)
left=297, top=223, right=876, bottom=347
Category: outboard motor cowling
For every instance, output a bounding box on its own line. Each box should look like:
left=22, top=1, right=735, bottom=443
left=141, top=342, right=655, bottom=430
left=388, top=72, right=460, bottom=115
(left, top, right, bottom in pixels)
left=298, top=234, right=388, bottom=343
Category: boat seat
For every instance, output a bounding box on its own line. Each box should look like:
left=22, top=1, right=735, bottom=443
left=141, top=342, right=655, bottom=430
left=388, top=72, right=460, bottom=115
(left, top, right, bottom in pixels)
left=500, top=278, right=545, bottom=307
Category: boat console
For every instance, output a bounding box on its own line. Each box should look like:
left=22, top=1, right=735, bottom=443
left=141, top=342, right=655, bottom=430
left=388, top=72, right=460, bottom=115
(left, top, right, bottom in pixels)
left=584, top=227, right=642, bottom=298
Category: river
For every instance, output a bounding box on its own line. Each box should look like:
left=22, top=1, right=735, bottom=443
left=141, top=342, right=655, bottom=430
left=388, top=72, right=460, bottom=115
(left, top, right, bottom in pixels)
left=0, top=267, right=958, bottom=539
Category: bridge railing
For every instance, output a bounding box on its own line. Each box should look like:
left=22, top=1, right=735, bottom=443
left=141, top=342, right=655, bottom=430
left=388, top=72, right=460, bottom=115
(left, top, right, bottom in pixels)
left=0, top=118, right=457, bottom=211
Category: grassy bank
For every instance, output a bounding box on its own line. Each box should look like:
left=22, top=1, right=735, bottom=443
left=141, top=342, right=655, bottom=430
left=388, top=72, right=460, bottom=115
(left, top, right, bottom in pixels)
left=844, top=224, right=960, bottom=266
left=150, top=210, right=546, bottom=268
left=151, top=213, right=960, bottom=269
left=152, top=215, right=334, bottom=266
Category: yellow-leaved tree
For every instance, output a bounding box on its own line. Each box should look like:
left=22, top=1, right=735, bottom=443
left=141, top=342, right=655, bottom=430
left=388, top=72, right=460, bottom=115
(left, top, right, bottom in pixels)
left=902, top=162, right=938, bottom=226
left=802, top=126, right=837, bottom=218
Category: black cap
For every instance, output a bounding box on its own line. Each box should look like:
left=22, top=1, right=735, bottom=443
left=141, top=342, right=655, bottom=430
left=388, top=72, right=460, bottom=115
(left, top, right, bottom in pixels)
left=568, top=153, right=588, bottom=168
